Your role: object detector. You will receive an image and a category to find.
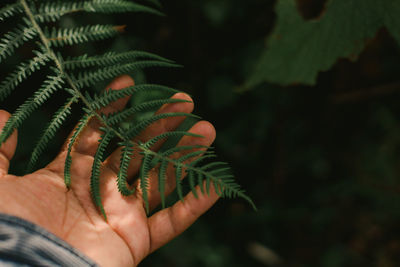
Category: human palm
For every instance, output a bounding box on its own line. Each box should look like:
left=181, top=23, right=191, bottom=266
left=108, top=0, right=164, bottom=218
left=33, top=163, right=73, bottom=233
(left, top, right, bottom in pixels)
left=0, top=76, right=218, bottom=266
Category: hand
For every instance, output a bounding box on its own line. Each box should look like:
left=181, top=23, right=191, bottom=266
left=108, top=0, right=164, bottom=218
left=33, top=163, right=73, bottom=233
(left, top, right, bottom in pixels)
left=0, top=75, right=219, bottom=266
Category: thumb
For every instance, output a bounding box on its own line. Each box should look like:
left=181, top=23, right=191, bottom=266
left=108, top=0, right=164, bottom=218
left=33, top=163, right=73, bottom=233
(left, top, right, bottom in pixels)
left=0, top=110, right=18, bottom=176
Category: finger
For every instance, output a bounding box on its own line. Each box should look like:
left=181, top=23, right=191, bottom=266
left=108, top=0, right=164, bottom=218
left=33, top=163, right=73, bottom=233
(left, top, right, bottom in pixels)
left=61, top=75, right=134, bottom=157
left=147, top=183, right=219, bottom=254
left=104, top=92, right=194, bottom=178
left=146, top=121, right=216, bottom=210
left=0, top=110, right=18, bottom=176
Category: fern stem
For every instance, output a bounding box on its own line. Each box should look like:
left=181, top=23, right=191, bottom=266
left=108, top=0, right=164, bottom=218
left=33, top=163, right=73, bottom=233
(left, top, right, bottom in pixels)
left=20, top=0, right=127, bottom=142
left=20, top=0, right=193, bottom=157
left=20, top=0, right=188, bottom=181
left=14, top=0, right=255, bottom=215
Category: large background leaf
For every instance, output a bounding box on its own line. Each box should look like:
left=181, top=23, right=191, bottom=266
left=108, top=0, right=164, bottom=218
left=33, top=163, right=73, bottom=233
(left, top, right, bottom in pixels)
left=246, top=0, right=400, bottom=87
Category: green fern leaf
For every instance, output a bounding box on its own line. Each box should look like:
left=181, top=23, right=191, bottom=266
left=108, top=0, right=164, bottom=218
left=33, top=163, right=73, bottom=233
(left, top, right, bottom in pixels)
left=173, top=150, right=213, bottom=201
left=175, top=164, right=184, bottom=201
left=91, top=128, right=114, bottom=220
left=83, top=0, right=164, bottom=16
left=201, top=161, right=229, bottom=171
left=106, top=99, right=192, bottom=125
left=0, top=22, right=37, bottom=63
left=0, top=73, right=64, bottom=145
left=148, top=145, right=210, bottom=170
left=35, top=0, right=163, bottom=22
left=0, top=51, right=50, bottom=101
left=212, top=174, right=256, bottom=210
left=63, top=51, right=173, bottom=70
left=74, top=61, right=182, bottom=89
left=27, top=96, right=78, bottom=173
left=158, top=159, right=168, bottom=209
left=0, top=0, right=255, bottom=219
left=197, top=172, right=205, bottom=194
left=140, top=152, right=153, bottom=213
left=64, top=114, right=92, bottom=188
left=143, top=131, right=204, bottom=149
left=187, top=170, right=198, bottom=198
left=0, top=3, right=23, bottom=21
left=126, top=112, right=201, bottom=139
left=117, top=141, right=136, bottom=196
left=91, top=84, right=180, bottom=109
left=159, top=145, right=211, bottom=158
left=46, top=24, right=123, bottom=47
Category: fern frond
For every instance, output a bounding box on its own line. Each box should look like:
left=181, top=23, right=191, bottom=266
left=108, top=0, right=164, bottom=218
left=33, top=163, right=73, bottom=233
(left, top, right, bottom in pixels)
left=64, top=114, right=92, bottom=188
left=140, top=152, right=153, bottom=213
left=0, top=23, right=37, bottom=63
left=173, top=150, right=214, bottom=202
left=188, top=159, right=257, bottom=210
left=35, top=0, right=163, bottom=23
left=74, top=61, right=182, bottom=89
left=27, top=96, right=78, bottom=172
left=84, top=0, right=163, bottom=16
left=186, top=154, right=218, bottom=194
left=91, top=84, right=181, bottom=109
left=0, top=72, right=64, bottom=145
left=177, top=150, right=212, bottom=163
left=126, top=112, right=201, bottom=139
left=211, top=173, right=256, bottom=210
left=158, top=159, right=168, bottom=208
left=0, top=51, right=51, bottom=101
left=175, top=163, right=184, bottom=201
left=46, top=25, right=123, bottom=47
left=0, top=3, right=23, bottom=22
left=143, top=131, right=204, bottom=149
left=0, top=0, right=255, bottom=219
left=106, top=99, right=192, bottom=125
left=91, top=129, right=114, bottom=220
left=117, top=141, right=135, bottom=196
left=197, top=172, right=205, bottom=194
left=63, top=51, right=174, bottom=70
left=201, top=161, right=229, bottom=171
left=187, top=170, right=198, bottom=198
left=148, top=145, right=211, bottom=170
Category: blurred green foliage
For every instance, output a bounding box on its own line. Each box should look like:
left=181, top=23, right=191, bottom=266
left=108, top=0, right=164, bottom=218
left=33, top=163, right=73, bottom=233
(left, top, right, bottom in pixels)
left=2, top=0, right=400, bottom=266
left=247, top=0, right=400, bottom=87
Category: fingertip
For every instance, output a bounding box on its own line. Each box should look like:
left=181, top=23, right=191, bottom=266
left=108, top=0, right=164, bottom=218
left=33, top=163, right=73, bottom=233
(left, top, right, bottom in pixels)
left=171, top=92, right=193, bottom=102
left=159, top=93, right=194, bottom=114
left=107, top=75, right=135, bottom=91
left=191, top=121, right=216, bottom=143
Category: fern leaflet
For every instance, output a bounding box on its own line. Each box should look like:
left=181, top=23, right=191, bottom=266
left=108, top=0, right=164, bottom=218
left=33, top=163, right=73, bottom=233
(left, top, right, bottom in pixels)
left=0, top=72, right=64, bottom=144
left=106, top=98, right=192, bottom=125
left=158, top=159, right=168, bottom=208
left=73, top=61, right=181, bottom=89
left=35, top=0, right=163, bottom=23
left=0, top=22, right=37, bottom=63
left=0, top=51, right=50, bottom=101
left=140, top=152, right=153, bottom=213
left=27, top=96, right=78, bottom=173
left=91, top=129, right=114, bottom=220
left=63, top=51, right=174, bottom=70
left=0, top=3, right=23, bottom=22
left=117, top=141, right=136, bottom=196
left=64, top=114, right=92, bottom=188
left=46, top=25, right=124, bottom=47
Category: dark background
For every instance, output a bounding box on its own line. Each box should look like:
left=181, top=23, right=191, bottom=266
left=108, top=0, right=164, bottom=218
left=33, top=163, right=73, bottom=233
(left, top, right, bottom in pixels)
left=2, top=0, right=400, bottom=266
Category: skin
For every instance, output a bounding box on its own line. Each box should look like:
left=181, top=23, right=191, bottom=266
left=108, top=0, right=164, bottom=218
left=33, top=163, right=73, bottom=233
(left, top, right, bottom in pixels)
left=0, top=75, right=219, bottom=266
